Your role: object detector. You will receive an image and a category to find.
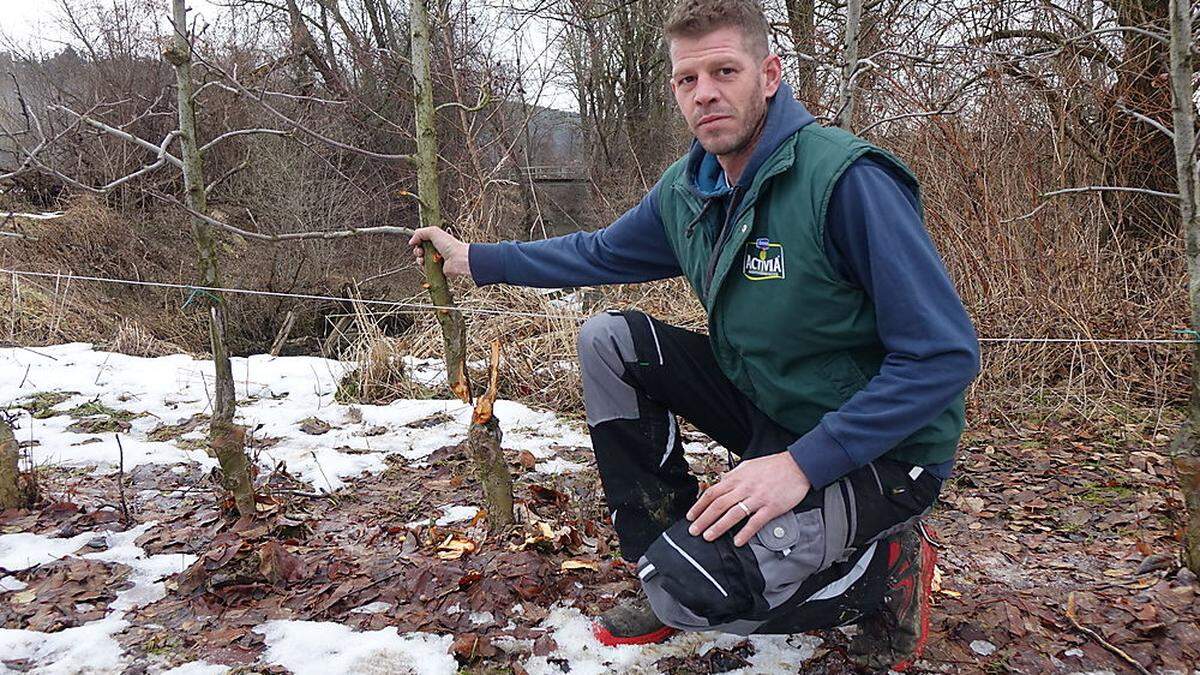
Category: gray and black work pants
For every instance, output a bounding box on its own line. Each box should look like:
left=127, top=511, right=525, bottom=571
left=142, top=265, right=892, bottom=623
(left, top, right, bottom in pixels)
left=577, top=309, right=945, bottom=633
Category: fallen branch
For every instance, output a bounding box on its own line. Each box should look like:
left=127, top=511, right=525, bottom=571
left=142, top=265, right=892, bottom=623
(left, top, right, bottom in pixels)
left=1065, top=592, right=1151, bottom=675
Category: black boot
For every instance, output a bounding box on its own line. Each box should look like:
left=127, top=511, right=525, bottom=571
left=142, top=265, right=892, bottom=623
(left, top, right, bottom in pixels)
left=847, top=521, right=937, bottom=671
left=592, top=593, right=679, bottom=646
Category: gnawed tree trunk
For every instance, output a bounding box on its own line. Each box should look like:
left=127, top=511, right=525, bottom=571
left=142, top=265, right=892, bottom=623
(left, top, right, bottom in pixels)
left=1168, top=0, right=1200, bottom=574
left=166, top=0, right=256, bottom=517
left=469, top=341, right=514, bottom=527
left=411, top=0, right=512, bottom=526
left=411, top=0, right=471, bottom=404
left=0, top=416, right=25, bottom=510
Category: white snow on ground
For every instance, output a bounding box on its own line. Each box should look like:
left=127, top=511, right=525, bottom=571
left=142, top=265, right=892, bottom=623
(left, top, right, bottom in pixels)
left=520, top=606, right=820, bottom=675
left=0, top=344, right=823, bottom=674
left=0, top=523, right=197, bottom=673
left=159, top=662, right=230, bottom=675
left=254, top=620, right=458, bottom=675
left=0, top=344, right=590, bottom=491
left=0, top=531, right=96, bottom=572
left=254, top=608, right=821, bottom=675
left=405, top=505, right=479, bottom=528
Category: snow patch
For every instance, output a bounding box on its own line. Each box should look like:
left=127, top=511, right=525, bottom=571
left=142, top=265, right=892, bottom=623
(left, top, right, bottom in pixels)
left=521, top=605, right=820, bottom=674
left=0, top=522, right=197, bottom=673
left=0, top=531, right=94, bottom=571
left=255, top=620, right=458, bottom=675
left=0, top=344, right=591, bottom=492
left=349, top=601, right=393, bottom=615
left=160, top=662, right=231, bottom=675
left=406, top=505, right=480, bottom=528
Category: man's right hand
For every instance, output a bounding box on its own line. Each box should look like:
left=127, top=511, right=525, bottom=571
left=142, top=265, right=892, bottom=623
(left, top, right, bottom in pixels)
left=409, top=226, right=472, bottom=279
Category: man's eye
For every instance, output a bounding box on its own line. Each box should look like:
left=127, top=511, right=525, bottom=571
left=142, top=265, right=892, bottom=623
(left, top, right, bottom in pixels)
left=719, top=68, right=736, bottom=76
left=679, top=76, right=696, bottom=85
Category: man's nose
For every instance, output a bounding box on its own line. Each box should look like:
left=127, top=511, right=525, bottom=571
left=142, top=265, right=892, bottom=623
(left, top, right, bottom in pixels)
left=692, top=74, right=720, bottom=107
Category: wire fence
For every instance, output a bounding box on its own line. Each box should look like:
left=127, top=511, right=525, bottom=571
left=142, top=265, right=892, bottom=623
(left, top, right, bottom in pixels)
left=3, top=266, right=1197, bottom=346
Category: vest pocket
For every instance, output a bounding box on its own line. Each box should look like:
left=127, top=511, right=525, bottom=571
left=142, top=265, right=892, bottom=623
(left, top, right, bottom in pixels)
left=816, top=350, right=871, bottom=403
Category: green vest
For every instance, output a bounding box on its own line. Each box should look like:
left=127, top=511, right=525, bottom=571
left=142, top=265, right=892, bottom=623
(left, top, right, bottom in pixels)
left=656, top=124, right=964, bottom=467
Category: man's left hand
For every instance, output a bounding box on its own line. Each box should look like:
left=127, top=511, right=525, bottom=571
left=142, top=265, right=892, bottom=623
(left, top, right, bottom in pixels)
left=687, top=452, right=812, bottom=547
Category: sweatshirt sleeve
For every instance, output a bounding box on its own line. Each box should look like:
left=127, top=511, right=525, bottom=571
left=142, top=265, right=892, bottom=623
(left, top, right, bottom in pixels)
left=786, top=157, right=981, bottom=490
left=468, top=182, right=682, bottom=287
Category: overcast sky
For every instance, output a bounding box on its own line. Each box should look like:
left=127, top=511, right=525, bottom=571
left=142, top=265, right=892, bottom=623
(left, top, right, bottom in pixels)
left=0, top=0, right=577, bottom=111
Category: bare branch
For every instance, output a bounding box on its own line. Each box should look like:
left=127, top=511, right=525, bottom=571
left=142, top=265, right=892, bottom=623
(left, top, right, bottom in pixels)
left=436, top=88, right=491, bottom=114
left=204, top=159, right=250, bottom=196
left=1040, top=186, right=1181, bottom=200
left=1002, top=186, right=1183, bottom=223
left=191, top=53, right=416, bottom=164
left=199, top=128, right=295, bottom=154
left=147, top=189, right=416, bottom=242
left=51, top=105, right=183, bottom=169
left=1116, top=100, right=1176, bottom=140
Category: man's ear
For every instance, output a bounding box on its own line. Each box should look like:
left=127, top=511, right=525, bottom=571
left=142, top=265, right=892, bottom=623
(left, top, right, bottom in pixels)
left=762, top=53, right=782, bottom=97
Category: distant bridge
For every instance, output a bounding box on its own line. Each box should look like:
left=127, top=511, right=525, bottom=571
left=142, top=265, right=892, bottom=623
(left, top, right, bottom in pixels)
left=509, top=165, right=589, bottom=184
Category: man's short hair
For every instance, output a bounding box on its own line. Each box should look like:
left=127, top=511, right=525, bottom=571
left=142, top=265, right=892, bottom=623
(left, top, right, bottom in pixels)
left=664, top=0, right=771, bottom=59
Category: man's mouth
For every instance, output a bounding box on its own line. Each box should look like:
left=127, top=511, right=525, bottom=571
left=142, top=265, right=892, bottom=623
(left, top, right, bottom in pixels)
left=697, top=114, right=731, bottom=129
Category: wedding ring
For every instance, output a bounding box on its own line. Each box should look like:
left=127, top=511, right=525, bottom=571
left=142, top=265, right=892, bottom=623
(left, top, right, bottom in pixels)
left=736, top=500, right=751, bottom=516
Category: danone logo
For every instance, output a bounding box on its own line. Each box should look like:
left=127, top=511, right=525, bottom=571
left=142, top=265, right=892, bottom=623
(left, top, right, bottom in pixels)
left=743, top=237, right=785, bottom=281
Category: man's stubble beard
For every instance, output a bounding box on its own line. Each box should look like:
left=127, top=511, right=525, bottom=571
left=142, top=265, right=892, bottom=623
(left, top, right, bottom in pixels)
left=695, top=82, right=768, bottom=158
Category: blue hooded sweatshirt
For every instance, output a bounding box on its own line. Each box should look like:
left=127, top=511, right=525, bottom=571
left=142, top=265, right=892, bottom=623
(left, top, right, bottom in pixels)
left=468, top=81, right=979, bottom=488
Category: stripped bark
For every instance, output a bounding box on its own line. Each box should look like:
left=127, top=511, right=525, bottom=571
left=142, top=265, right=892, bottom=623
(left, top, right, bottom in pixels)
left=469, top=341, right=514, bottom=528
left=411, top=0, right=471, bottom=404
left=166, top=0, right=256, bottom=518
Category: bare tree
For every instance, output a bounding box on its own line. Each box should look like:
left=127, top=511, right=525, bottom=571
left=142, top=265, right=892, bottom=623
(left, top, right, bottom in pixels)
left=1166, top=0, right=1199, bottom=574
left=165, top=0, right=257, bottom=516
left=412, top=0, right=513, bottom=525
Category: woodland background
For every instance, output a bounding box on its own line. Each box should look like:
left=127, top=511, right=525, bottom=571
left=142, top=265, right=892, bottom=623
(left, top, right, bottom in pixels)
left=1, top=0, right=1198, bottom=672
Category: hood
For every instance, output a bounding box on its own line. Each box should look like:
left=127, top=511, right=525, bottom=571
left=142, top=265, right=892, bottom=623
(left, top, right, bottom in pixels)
left=687, top=80, right=815, bottom=198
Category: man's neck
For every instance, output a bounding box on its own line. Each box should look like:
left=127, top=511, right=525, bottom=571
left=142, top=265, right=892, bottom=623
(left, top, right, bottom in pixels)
left=717, top=111, right=768, bottom=186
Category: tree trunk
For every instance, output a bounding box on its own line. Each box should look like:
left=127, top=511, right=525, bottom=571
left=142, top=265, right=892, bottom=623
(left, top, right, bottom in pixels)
left=836, top=0, right=863, bottom=131
left=1167, top=0, right=1200, bottom=573
left=783, top=0, right=817, bottom=107
left=166, top=0, right=256, bottom=518
left=1104, top=0, right=1178, bottom=239
left=410, top=0, right=512, bottom=526
left=469, top=341, right=514, bottom=528
left=411, top=0, right=472, bottom=404
left=0, top=417, right=23, bottom=510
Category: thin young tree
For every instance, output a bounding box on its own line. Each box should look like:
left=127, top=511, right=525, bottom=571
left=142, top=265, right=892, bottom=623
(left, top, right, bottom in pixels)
left=412, top=0, right=513, bottom=526
left=165, top=0, right=256, bottom=517
left=1167, top=0, right=1200, bottom=573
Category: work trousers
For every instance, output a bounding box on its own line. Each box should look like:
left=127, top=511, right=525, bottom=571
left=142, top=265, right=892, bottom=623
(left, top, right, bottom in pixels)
left=578, top=309, right=944, bottom=633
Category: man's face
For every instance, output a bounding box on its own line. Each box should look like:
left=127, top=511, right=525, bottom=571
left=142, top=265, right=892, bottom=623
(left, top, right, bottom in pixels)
left=669, top=26, right=781, bottom=157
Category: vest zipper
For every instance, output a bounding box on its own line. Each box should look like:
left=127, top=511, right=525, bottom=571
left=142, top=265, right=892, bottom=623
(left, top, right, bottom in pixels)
left=703, top=185, right=745, bottom=303
left=684, top=197, right=716, bottom=238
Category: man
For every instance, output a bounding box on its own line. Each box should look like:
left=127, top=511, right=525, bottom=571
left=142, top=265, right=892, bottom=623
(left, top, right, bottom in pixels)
left=409, top=0, right=979, bottom=669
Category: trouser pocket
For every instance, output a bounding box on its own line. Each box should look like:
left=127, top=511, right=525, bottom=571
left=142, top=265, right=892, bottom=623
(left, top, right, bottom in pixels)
left=745, top=507, right=826, bottom=611
left=637, top=503, right=829, bottom=630
left=638, top=518, right=755, bottom=626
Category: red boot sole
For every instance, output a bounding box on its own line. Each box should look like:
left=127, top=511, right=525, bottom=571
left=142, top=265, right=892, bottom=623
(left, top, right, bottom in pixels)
left=592, top=623, right=679, bottom=646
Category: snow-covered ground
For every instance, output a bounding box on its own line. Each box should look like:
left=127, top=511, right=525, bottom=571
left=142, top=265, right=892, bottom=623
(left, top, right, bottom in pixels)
left=0, top=343, right=821, bottom=674
left=1, top=343, right=591, bottom=491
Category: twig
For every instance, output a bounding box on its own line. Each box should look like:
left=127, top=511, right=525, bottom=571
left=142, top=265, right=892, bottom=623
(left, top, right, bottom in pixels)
left=1065, top=592, right=1151, bottom=675
left=114, top=434, right=131, bottom=525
